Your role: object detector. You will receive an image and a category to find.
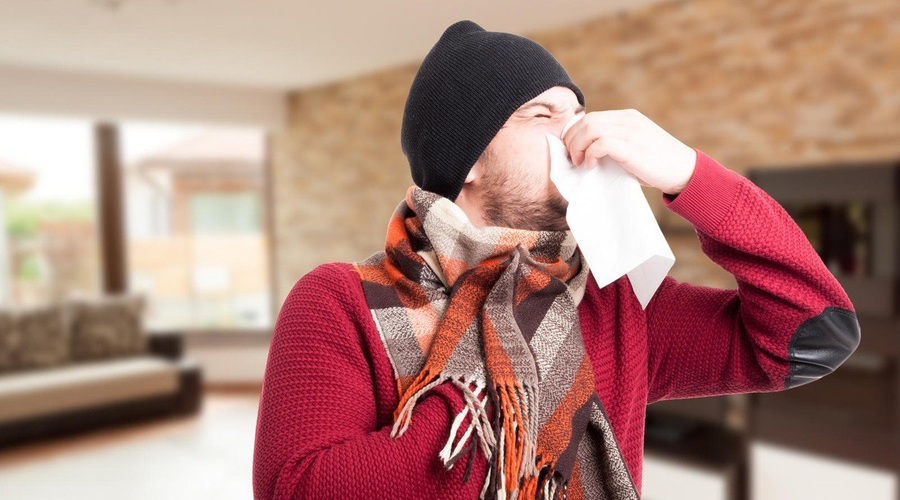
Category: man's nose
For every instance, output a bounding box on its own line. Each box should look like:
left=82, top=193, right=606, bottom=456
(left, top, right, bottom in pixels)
left=559, top=112, right=585, bottom=139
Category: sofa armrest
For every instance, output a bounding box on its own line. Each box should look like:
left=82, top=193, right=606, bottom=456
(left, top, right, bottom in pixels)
left=147, top=331, right=184, bottom=360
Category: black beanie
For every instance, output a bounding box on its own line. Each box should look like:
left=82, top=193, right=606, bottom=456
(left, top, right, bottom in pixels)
left=401, top=20, right=585, bottom=201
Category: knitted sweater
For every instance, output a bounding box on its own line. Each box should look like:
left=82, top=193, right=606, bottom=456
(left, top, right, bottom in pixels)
left=253, top=150, right=859, bottom=500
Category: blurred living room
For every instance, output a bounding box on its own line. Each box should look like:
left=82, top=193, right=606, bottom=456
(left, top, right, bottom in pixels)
left=0, top=1, right=897, bottom=499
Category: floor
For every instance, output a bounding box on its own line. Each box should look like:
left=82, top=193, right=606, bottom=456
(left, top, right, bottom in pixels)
left=4, top=391, right=895, bottom=500
left=0, top=391, right=260, bottom=500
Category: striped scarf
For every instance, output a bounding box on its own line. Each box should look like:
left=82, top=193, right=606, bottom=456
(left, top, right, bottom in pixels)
left=354, top=187, right=638, bottom=500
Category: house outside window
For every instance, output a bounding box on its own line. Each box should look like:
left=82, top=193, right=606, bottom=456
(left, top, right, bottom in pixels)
left=122, top=125, right=272, bottom=331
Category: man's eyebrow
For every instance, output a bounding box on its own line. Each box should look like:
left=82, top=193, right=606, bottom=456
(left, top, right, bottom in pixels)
left=516, top=101, right=586, bottom=114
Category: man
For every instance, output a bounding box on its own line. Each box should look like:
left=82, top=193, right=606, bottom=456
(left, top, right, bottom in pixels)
left=254, top=20, right=860, bottom=500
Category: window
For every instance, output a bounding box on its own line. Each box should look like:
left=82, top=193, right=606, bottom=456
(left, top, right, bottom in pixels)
left=0, top=115, right=99, bottom=307
left=0, top=116, right=273, bottom=332
left=787, top=202, right=871, bottom=278
left=120, top=123, right=272, bottom=330
left=190, top=192, right=261, bottom=234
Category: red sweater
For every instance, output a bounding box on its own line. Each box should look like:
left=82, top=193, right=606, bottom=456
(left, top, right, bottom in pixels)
left=253, top=151, right=858, bottom=499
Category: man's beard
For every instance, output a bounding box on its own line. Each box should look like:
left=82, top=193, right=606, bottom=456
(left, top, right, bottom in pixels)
left=479, top=150, right=569, bottom=232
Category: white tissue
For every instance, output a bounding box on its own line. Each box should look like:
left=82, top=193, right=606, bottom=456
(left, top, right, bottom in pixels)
left=547, top=119, right=675, bottom=309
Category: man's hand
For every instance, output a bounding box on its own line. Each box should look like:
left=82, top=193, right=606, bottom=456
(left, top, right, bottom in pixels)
left=562, top=109, right=697, bottom=195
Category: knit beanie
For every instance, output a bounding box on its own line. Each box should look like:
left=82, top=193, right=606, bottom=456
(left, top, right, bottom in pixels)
left=401, top=20, right=585, bottom=201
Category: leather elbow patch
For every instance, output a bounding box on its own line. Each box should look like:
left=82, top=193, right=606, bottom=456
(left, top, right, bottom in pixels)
left=785, top=306, right=861, bottom=389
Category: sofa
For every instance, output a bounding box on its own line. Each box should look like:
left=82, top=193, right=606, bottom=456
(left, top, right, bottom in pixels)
left=0, top=294, right=202, bottom=448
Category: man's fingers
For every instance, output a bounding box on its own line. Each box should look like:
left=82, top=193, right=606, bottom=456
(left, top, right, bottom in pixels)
left=582, top=138, right=608, bottom=169
left=567, top=120, right=630, bottom=166
left=560, top=108, right=695, bottom=192
left=581, top=135, right=630, bottom=170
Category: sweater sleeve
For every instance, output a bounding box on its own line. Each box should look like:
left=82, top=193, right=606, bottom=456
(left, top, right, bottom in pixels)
left=645, top=150, right=860, bottom=403
left=252, top=264, right=486, bottom=500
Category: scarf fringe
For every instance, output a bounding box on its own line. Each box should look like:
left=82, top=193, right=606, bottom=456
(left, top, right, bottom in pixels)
left=392, top=371, right=549, bottom=500
left=443, top=377, right=496, bottom=464
left=520, top=467, right=565, bottom=500
left=392, top=371, right=497, bottom=464
left=485, top=381, right=540, bottom=500
left=391, top=369, right=442, bottom=437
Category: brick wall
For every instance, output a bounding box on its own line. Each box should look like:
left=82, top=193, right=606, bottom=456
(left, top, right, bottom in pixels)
left=271, top=0, right=899, bottom=301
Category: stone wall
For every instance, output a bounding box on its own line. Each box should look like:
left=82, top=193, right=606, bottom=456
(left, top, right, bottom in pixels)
left=270, top=68, right=416, bottom=299
left=271, top=0, right=899, bottom=301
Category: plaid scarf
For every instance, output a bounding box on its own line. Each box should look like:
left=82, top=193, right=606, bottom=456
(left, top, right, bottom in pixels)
left=354, top=187, right=639, bottom=500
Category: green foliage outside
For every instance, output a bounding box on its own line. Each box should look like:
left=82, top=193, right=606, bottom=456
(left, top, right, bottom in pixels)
left=4, top=200, right=94, bottom=237
left=3, top=199, right=94, bottom=282
left=19, top=255, right=43, bottom=281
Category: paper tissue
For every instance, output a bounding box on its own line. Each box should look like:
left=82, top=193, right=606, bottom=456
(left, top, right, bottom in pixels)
left=547, top=116, right=675, bottom=309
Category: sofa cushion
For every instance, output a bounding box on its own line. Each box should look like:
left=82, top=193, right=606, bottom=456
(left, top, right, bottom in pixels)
left=0, top=304, right=70, bottom=372
left=0, top=357, right=181, bottom=424
left=70, top=294, right=147, bottom=360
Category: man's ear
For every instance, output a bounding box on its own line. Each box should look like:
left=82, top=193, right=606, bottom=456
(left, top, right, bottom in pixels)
left=455, top=163, right=480, bottom=205
left=454, top=162, right=486, bottom=227
left=464, top=161, right=482, bottom=185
